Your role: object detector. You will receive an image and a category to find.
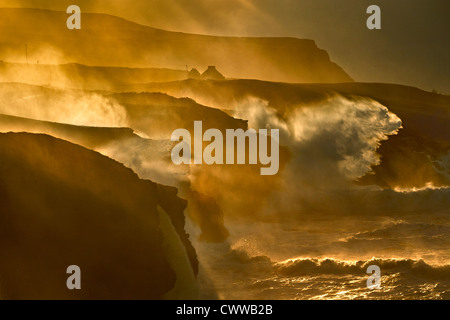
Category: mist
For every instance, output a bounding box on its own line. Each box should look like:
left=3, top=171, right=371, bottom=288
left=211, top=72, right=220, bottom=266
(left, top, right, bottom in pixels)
left=0, top=2, right=448, bottom=300
left=1, top=0, right=448, bottom=92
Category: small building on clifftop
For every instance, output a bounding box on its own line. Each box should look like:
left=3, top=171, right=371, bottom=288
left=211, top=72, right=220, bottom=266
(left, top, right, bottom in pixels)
left=201, top=66, right=225, bottom=80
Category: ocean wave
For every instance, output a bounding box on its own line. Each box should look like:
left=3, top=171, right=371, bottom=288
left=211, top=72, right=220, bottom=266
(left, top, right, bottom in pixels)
left=275, top=258, right=450, bottom=279
left=196, top=244, right=450, bottom=299
left=349, top=222, right=450, bottom=240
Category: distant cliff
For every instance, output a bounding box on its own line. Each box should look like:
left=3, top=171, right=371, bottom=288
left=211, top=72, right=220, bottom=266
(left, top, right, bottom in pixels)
left=0, top=8, right=353, bottom=84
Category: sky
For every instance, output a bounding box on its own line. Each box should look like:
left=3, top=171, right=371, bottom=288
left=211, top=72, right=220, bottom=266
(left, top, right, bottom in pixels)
left=0, top=0, right=448, bottom=93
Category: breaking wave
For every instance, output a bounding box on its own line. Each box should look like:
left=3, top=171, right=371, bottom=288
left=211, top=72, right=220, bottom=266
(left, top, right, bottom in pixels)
left=196, top=244, right=450, bottom=300
left=275, top=258, right=450, bottom=278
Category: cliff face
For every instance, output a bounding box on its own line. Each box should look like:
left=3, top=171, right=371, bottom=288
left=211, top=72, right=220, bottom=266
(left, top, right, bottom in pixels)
left=0, top=8, right=353, bottom=84
left=0, top=133, right=197, bottom=300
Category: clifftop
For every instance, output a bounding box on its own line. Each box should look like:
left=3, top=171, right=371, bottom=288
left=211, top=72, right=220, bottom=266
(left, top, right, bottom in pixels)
left=0, top=8, right=353, bottom=83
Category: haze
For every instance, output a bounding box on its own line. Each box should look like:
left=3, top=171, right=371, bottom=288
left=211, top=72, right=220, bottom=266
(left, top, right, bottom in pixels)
left=0, top=0, right=448, bottom=93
